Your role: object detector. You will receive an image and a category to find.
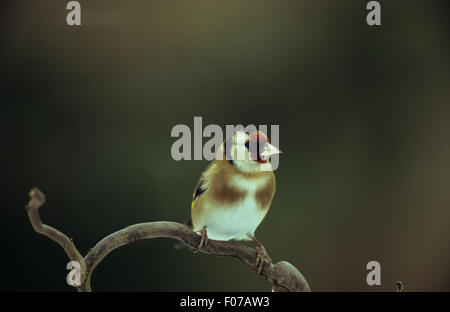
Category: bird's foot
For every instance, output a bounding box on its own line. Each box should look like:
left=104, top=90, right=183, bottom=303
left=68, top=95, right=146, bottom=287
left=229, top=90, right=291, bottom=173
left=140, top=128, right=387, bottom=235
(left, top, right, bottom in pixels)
left=248, top=235, right=272, bottom=274
left=197, top=226, right=208, bottom=250
left=255, top=244, right=271, bottom=274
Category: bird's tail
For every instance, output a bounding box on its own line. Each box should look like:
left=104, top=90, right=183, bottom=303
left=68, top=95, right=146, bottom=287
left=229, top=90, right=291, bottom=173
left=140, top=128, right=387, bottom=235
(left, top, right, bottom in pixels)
left=174, top=218, right=194, bottom=250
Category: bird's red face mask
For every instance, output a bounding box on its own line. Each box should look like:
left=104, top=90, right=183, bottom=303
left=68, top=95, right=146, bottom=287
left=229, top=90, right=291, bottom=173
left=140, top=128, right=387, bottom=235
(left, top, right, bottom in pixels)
left=245, top=131, right=281, bottom=163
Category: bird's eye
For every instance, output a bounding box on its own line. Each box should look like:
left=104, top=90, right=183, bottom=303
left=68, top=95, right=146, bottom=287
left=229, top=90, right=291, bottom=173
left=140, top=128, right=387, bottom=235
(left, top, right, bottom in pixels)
left=244, top=140, right=250, bottom=150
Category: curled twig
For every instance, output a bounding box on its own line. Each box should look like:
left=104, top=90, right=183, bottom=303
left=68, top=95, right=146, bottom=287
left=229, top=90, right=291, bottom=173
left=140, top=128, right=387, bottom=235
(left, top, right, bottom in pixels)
left=26, top=187, right=311, bottom=292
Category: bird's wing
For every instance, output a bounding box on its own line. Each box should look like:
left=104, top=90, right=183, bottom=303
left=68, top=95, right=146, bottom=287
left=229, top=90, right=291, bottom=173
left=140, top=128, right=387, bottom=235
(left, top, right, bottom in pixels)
left=190, top=161, right=215, bottom=210
left=191, top=178, right=206, bottom=209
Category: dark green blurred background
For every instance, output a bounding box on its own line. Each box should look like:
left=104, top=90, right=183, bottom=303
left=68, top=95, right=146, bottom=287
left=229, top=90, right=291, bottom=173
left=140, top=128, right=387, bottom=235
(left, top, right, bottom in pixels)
left=1, top=0, right=449, bottom=291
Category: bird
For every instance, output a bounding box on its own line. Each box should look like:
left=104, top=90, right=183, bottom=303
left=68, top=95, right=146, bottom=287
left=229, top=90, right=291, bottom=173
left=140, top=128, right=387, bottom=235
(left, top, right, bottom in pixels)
left=189, top=130, right=281, bottom=273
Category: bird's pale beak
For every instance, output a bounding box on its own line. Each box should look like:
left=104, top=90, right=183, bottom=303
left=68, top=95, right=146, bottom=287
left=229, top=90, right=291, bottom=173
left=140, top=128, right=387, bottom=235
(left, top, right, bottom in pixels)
left=260, top=143, right=282, bottom=158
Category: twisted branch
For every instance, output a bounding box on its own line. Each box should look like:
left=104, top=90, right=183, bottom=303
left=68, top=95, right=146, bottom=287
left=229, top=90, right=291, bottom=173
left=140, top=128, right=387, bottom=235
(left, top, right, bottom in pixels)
left=26, top=187, right=311, bottom=292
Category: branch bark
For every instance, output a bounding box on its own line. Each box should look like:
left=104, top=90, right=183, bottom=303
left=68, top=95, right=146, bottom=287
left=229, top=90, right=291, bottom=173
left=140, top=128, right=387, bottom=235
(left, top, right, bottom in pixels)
left=26, top=187, right=311, bottom=292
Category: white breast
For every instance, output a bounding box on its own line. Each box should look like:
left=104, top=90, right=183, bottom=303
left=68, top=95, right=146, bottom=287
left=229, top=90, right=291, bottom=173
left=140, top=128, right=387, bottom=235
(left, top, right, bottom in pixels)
left=201, top=176, right=269, bottom=241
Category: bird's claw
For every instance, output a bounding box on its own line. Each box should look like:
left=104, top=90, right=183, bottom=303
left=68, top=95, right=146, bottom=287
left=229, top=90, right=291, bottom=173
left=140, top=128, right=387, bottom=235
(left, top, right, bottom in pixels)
left=197, top=226, right=208, bottom=250
left=247, top=234, right=271, bottom=274
left=255, top=244, right=271, bottom=274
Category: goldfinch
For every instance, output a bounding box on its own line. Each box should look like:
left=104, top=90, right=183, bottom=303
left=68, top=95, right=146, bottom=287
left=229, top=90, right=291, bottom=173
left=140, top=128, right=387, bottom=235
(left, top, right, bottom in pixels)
left=189, top=130, right=281, bottom=273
